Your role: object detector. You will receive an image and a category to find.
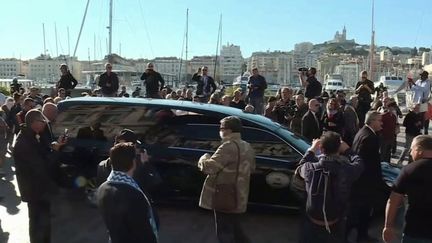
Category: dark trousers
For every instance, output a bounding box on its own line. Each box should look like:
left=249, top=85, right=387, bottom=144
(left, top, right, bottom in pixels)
left=424, top=119, right=430, bottom=135
left=346, top=202, right=373, bottom=240
left=28, top=200, right=51, bottom=243
left=214, top=211, right=250, bottom=243
left=299, top=216, right=345, bottom=243
left=249, top=97, right=264, bottom=115
left=380, top=139, right=394, bottom=162
left=357, top=103, right=370, bottom=128
left=146, top=92, right=161, bottom=99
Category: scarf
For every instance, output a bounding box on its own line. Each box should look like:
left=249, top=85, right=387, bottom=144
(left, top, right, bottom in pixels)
left=107, top=170, right=159, bottom=242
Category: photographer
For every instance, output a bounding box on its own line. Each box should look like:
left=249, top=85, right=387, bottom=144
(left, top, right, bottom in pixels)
left=273, top=87, right=296, bottom=126
left=141, top=63, right=165, bottom=99
left=299, top=67, right=322, bottom=100
left=355, top=70, right=374, bottom=127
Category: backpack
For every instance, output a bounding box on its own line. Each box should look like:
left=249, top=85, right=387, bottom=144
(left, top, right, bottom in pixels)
left=305, top=159, right=349, bottom=232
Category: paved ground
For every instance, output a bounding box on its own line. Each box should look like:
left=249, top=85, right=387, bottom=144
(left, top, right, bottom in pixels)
left=0, top=128, right=411, bottom=243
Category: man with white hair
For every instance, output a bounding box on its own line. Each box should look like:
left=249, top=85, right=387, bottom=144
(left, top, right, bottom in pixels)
left=140, top=63, right=165, bottom=99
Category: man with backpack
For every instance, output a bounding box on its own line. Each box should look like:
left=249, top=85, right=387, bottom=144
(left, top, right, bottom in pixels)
left=298, top=131, right=364, bottom=243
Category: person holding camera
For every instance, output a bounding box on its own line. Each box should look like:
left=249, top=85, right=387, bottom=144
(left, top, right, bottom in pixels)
left=273, top=87, right=296, bottom=126
left=299, top=67, right=322, bottom=101
left=355, top=71, right=375, bottom=127
left=141, top=62, right=165, bottom=99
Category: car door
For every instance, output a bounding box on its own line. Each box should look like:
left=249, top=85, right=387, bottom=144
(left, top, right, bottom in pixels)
left=241, top=125, right=303, bottom=209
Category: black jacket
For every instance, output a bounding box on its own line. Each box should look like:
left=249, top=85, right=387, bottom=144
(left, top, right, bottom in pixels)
left=141, top=70, right=165, bottom=96
left=351, top=126, right=383, bottom=200
left=57, top=72, right=78, bottom=90
left=13, top=128, right=58, bottom=202
left=98, top=72, right=119, bottom=95
left=403, top=111, right=422, bottom=136
left=97, top=182, right=158, bottom=243
left=192, top=74, right=216, bottom=96
left=301, top=110, right=322, bottom=142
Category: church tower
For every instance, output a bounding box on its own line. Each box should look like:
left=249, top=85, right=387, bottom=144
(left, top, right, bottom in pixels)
left=342, top=25, right=347, bottom=41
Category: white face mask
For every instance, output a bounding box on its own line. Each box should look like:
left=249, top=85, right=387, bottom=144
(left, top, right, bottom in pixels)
left=219, top=131, right=225, bottom=139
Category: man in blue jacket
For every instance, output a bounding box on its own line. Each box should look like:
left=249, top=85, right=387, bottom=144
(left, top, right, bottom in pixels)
left=298, top=131, right=363, bottom=243
left=247, top=68, right=267, bottom=115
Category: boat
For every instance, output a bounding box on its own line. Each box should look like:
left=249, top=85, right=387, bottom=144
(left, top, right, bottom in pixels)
left=323, top=74, right=349, bottom=93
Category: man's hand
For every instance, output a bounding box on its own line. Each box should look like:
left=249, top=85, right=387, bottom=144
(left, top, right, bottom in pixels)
left=339, top=141, right=350, bottom=154
left=52, top=136, right=67, bottom=151
left=382, top=226, right=396, bottom=243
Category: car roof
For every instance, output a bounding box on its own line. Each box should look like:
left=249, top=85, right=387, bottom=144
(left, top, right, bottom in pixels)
left=58, top=97, right=280, bottom=129
left=57, top=97, right=310, bottom=154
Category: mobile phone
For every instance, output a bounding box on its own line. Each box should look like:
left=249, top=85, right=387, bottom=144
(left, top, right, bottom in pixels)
left=62, top=128, right=69, bottom=143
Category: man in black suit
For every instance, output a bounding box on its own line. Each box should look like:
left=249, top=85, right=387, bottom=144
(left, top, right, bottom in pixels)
left=301, top=99, right=322, bottom=142
left=97, top=142, right=158, bottom=243
left=347, top=111, right=383, bottom=242
left=13, top=109, right=66, bottom=243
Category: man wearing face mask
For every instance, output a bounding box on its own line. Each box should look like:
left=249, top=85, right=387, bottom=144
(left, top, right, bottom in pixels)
left=198, top=116, right=255, bottom=243
left=141, top=63, right=165, bottom=99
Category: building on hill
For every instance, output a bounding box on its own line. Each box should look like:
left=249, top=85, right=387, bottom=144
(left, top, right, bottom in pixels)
left=329, top=26, right=355, bottom=44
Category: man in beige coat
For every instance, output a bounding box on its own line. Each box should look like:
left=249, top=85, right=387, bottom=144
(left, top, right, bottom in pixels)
left=198, top=116, right=256, bottom=243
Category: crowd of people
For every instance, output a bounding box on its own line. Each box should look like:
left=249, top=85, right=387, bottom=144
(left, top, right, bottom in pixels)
left=1, top=61, right=432, bottom=243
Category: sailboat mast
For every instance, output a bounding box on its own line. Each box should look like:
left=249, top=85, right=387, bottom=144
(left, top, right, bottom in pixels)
left=369, top=0, right=375, bottom=80
left=73, top=0, right=91, bottom=58
left=214, top=14, right=222, bottom=82
left=108, top=0, right=113, bottom=55
left=67, top=26, right=70, bottom=56
left=55, top=23, right=59, bottom=57
left=43, top=23, right=47, bottom=56
left=185, top=8, right=189, bottom=62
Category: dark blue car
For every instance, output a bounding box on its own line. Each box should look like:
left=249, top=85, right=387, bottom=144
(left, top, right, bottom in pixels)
left=54, top=97, right=397, bottom=209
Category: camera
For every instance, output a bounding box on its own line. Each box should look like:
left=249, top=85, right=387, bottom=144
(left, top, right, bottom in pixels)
left=298, top=67, right=308, bottom=72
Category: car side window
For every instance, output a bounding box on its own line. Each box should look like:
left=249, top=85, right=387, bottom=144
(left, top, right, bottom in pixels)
left=242, top=126, right=301, bottom=160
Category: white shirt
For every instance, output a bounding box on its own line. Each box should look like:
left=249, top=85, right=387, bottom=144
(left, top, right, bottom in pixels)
left=411, top=79, right=431, bottom=103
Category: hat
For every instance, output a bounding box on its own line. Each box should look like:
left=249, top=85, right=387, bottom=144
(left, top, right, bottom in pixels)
left=115, top=129, right=141, bottom=144
left=420, top=71, right=429, bottom=77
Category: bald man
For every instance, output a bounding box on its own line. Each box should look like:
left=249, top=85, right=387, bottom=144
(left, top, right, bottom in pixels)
left=301, top=99, right=323, bottom=142
left=42, top=103, right=58, bottom=146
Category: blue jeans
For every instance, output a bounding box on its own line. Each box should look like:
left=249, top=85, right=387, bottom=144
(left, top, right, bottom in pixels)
left=403, top=234, right=432, bottom=243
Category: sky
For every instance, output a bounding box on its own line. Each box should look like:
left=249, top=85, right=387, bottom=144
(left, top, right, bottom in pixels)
left=1, top=0, right=431, bottom=60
